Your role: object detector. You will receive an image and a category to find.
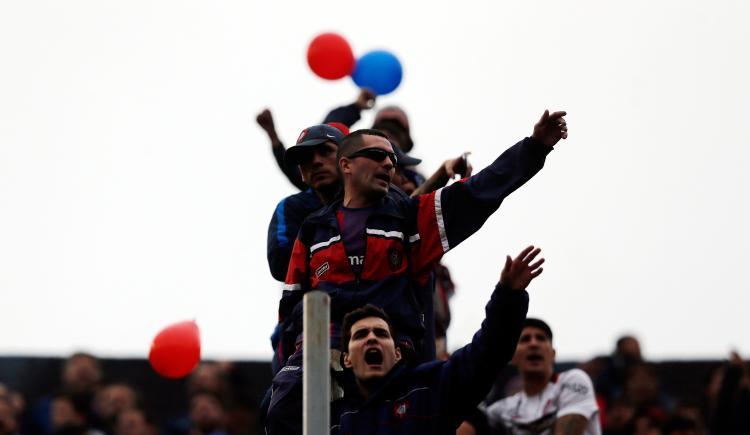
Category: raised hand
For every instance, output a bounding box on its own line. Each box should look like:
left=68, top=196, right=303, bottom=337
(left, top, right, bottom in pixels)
left=444, top=152, right=473, bottom=179
left=531, top=110, right=568, bottom=147
left=256, top=108, right=276, bottom=134
left=500, top=246, right=544, bottom=291
left=355, top=89, right=376, bottom=110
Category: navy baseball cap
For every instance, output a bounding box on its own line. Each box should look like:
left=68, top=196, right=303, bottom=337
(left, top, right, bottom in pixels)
left=285, top=124, right=345, bottom=166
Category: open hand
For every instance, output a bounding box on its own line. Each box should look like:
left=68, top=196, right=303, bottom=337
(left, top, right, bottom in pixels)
left=500, top=246, right=544, bottom=291
left=531, top=110, right=568, bottom=147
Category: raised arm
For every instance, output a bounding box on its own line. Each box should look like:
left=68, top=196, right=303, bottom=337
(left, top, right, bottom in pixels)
left=256, top=108, right=307, bottom=191
left=322, top=89, right=376, bottom=127
left=408, top=110, right=567, bottom=278
left=437, top=246, right=544, bottom=428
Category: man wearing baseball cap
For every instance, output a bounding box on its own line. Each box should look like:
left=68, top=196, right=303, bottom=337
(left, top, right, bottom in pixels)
left=257, top=90, right=372, bottom=190
left=267, top=123, right=344, bottom=283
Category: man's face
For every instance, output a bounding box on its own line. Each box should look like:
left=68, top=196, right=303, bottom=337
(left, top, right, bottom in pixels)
left=190, top=394, right=225, bottom=433
left=340, top=135, right=395, bottom=201
left=62, top=354, right=101, bottom=393
left=513, top=326, right=555, bottom=377
left=298, top=141, right=340, bottom=191
left=343, top=317, right=401, bottom=383
left=116, top=409, right=150, bottom=435
left=94, top=384, right=137, bottom=419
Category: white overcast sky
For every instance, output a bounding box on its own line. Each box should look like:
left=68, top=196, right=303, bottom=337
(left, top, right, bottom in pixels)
left=1, top=1, right=748, bottom=362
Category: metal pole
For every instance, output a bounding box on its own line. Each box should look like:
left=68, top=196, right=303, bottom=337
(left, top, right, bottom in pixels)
left=303, top=291, right=330, bottom=435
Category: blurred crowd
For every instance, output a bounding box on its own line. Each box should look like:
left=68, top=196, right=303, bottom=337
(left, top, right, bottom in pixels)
left=0, top=355, right=264, bottom=435
left=1, top=342, right=748, bottom=434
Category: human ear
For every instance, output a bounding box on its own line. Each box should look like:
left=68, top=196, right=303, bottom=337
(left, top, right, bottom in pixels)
left=339, top=158, right=352, bottom=174
left=343, top=352, right=352, bottom=369
left=394, top=347, right=401, bottom=362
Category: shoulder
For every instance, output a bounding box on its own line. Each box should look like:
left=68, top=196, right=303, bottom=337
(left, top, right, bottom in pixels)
left=554, top=369, right=599, bottom=418
left=302, top=197, right=338, bottom=222
left=557, top=369, right=595, bottom=392
left=284, top=189, right=323, bottom=209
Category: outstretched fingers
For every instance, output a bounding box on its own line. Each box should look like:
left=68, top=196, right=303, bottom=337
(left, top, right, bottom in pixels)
left=530, top=267, right=544, bottom=279
left=517, top=246, right=541, bottom=265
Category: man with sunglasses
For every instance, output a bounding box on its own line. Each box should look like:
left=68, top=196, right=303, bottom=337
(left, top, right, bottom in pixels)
left=266, top=110, right=568, bottom=434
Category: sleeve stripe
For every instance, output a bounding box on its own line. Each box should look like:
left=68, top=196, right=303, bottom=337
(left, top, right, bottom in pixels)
left=310, top=235, right=341, bottom=254
left=433, top=187, right=450, bottom=252
left=408, top=234, right=420, bottom=243
left=275, top=199, right=288, bottom=247
left=365, top=228, right=404, bottom=240
left=282, top=283, right=302, bottom=291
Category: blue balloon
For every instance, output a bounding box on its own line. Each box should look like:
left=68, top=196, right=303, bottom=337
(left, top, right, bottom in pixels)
left=351, top=50, right=403, bottom=96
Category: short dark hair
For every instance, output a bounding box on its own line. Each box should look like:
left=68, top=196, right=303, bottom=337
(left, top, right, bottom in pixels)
left=523, top=318, right=553, bottom=342
left=337, top=129, right=391, bottom=161
left=341, top=304, right=395, bottom=352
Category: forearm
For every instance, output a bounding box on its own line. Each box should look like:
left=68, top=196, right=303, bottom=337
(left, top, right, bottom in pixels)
left=441, top=285, right=529, bottom=424
left=463, top=137, right=550, bottom=202
left=471, top=284, right=529, bottom=362
left=323, top=103, right=362, bottom=127
left=438, top=137, right=551, bottom=249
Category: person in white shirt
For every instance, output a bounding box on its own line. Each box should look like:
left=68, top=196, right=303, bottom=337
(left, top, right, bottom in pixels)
left=485, top=318, right=601, bottom=435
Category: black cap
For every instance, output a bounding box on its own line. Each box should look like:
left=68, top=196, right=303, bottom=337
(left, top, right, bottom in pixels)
left=285, top=124, right=345, bottom=166
left=524, top=318, right=553, bottom=341
left=393, top=145, right=421, bottom=168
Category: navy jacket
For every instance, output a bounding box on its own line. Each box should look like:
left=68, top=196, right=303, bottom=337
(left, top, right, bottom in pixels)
left=267, top=189, right=324, bottom=282
left=331, top=284, right=529, bottom=435
left=279, top=137, right=552, bottom=362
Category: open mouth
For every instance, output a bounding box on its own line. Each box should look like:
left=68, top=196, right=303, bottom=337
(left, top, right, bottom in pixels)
left=526, top=354, right=544, bottom=362
left=364, top=348, right=384, bottom=365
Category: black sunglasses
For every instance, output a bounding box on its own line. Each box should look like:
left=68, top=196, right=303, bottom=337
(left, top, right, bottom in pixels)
left=346, top=147, right=398, bottom=166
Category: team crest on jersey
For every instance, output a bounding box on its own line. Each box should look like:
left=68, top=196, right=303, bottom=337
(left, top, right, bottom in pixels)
left=315, top=261, right=330, bottom=278
left=393, top=400, right=409, bottom=418
left=388, top=248, right=402, bottom=271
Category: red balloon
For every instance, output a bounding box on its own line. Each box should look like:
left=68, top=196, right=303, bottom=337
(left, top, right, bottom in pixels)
left=307, top=33, right=355, bottom=80
left=149, top=320, right=201, bottom=379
